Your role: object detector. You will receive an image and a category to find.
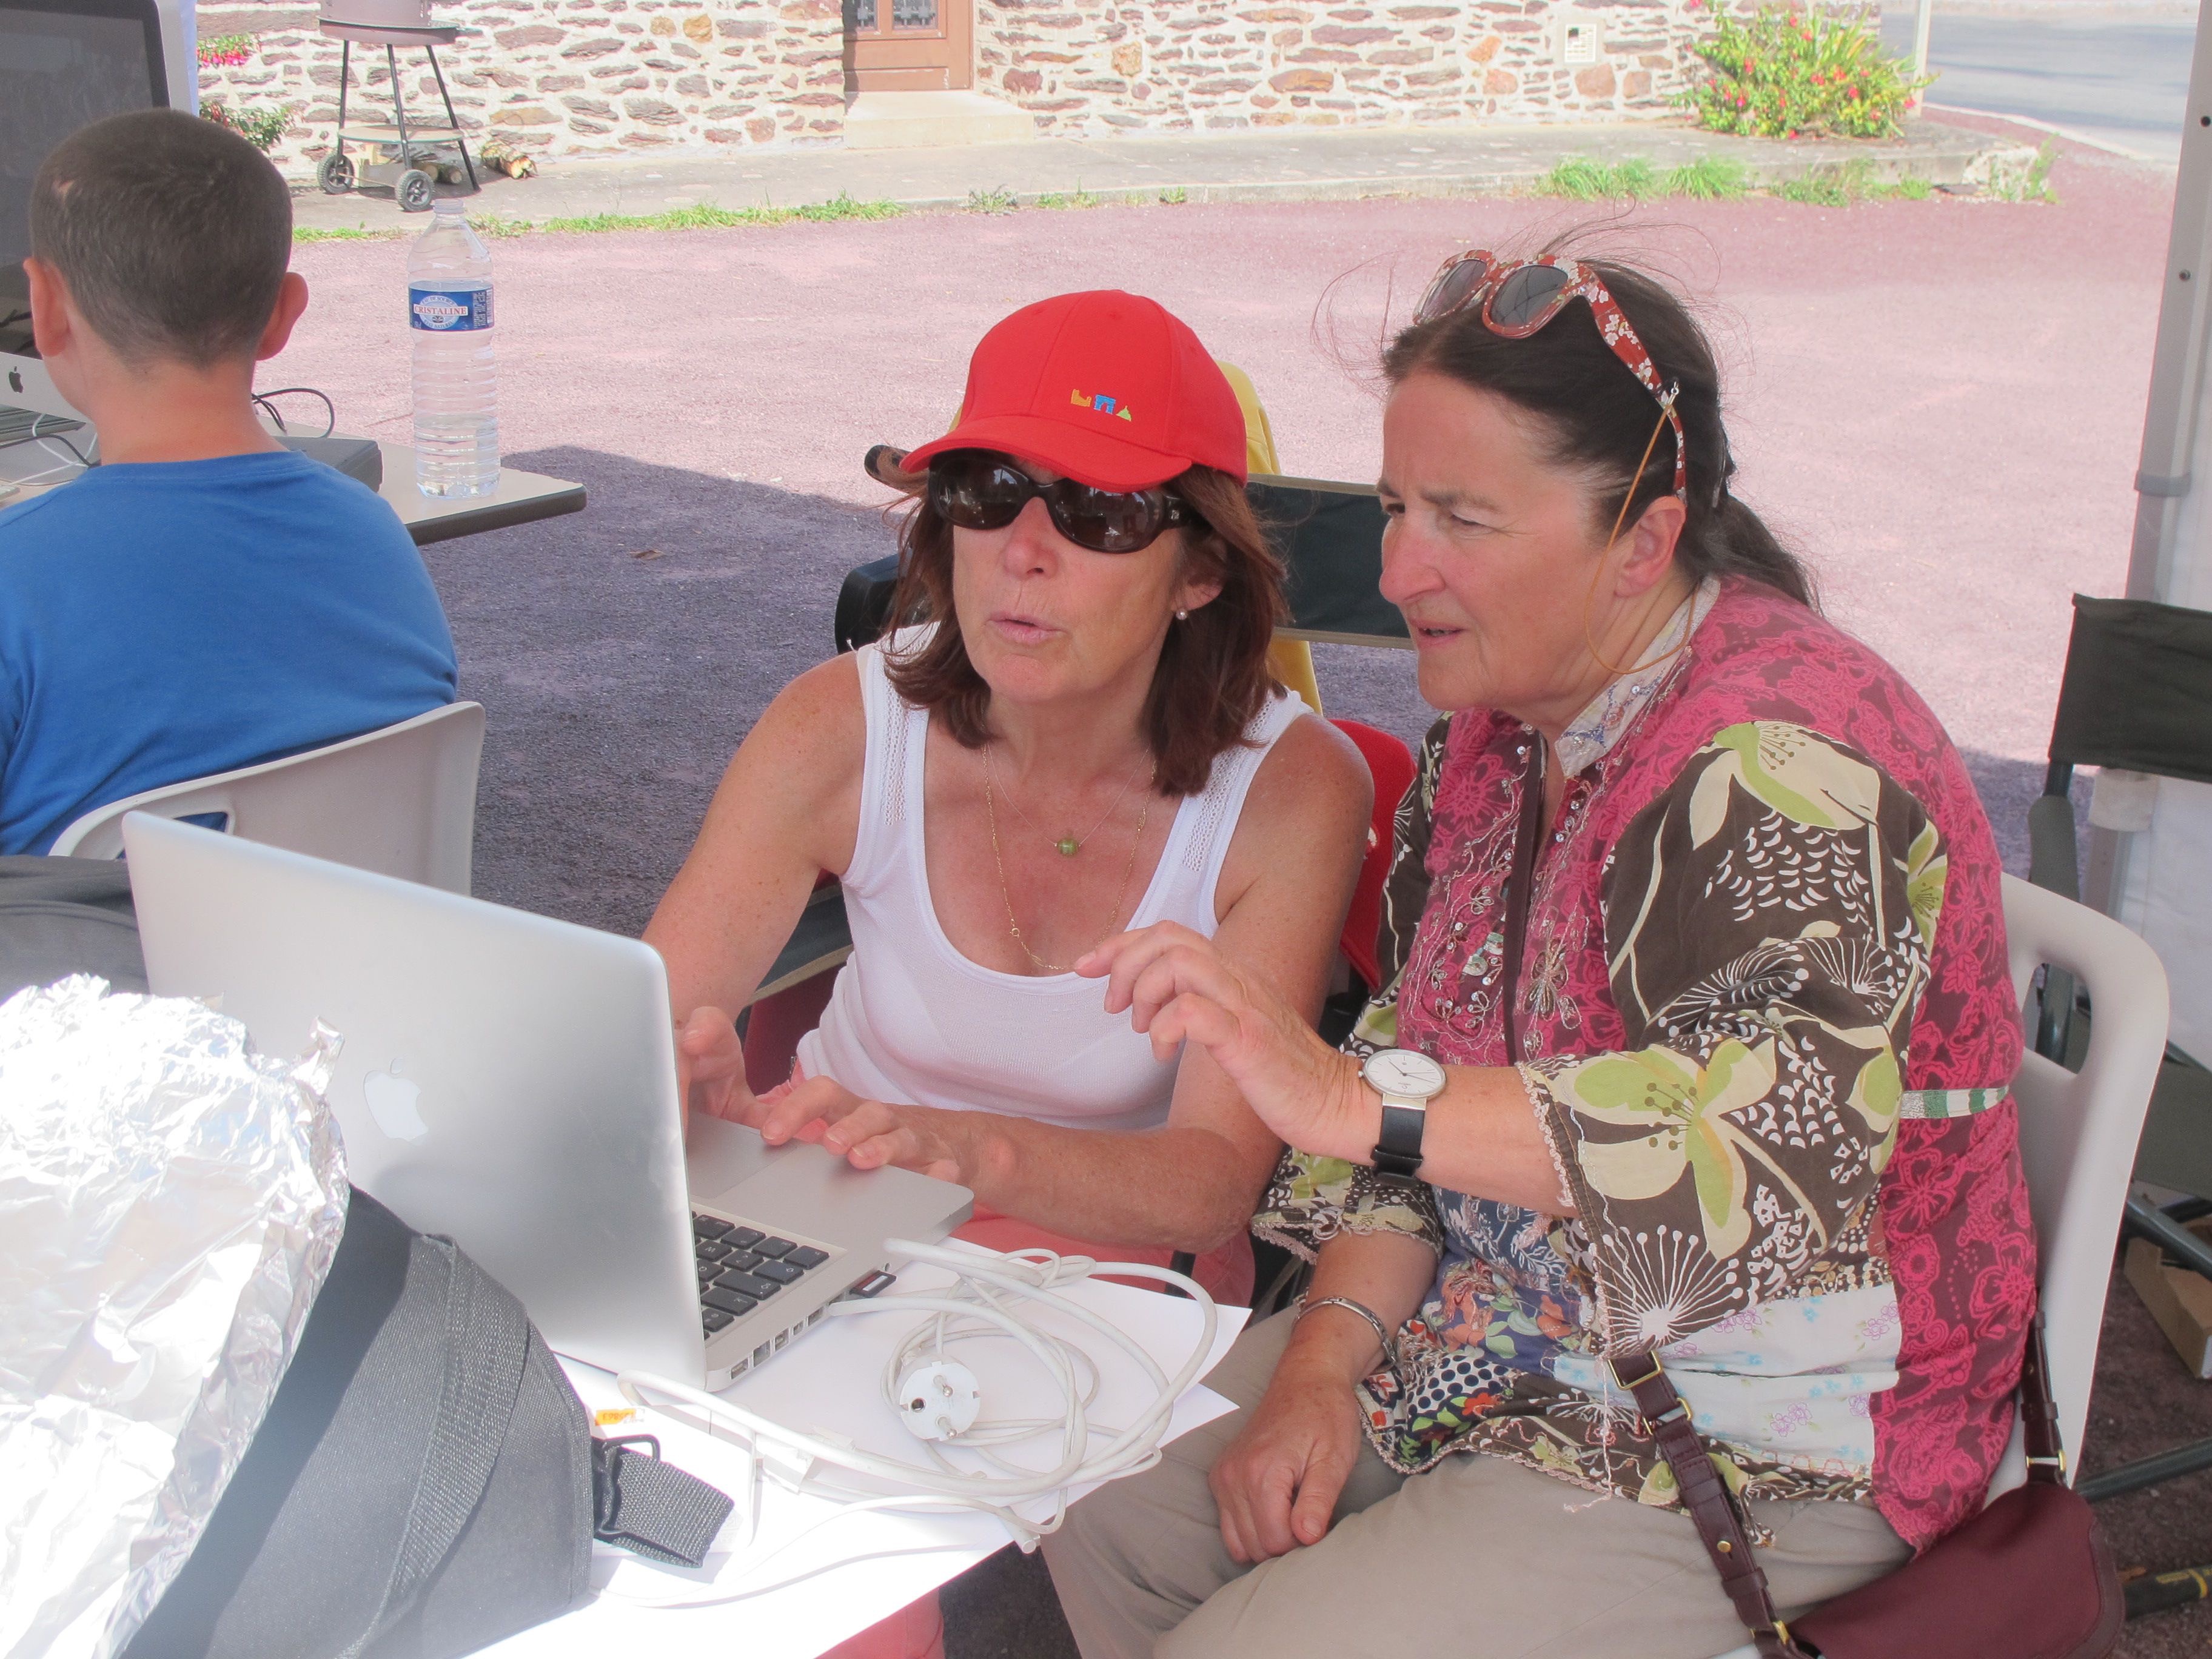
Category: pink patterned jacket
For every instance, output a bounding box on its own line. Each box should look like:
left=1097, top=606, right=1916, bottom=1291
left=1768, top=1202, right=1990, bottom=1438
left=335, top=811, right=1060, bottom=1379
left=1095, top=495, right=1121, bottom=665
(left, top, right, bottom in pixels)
left=1256, top=578, right=2034, bottom=1550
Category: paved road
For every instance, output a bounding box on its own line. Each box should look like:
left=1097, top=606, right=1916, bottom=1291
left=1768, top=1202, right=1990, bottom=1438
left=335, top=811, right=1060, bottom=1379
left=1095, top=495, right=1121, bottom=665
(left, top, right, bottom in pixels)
left=1882, top=5, right=2196, bottom=163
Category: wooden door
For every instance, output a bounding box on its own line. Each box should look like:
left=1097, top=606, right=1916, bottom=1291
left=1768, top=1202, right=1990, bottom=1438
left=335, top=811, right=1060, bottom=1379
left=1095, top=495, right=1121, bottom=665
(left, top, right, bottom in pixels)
left=845, top=0, right=971, bottom=92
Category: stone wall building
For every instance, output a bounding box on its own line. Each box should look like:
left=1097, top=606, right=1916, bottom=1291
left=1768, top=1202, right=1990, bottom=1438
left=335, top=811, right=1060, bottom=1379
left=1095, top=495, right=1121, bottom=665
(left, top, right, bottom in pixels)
left=194, top=0, right=1753, bottom=178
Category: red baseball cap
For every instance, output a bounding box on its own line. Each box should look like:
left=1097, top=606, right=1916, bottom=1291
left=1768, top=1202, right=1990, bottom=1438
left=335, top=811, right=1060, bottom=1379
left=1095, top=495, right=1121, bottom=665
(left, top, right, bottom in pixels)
left=899, top=290, right=1248, bottom=492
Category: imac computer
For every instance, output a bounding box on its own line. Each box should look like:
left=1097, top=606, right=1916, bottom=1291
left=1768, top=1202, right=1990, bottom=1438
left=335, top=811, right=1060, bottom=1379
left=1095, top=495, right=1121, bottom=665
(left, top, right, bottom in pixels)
left=1, top=0, right=192, bottom=421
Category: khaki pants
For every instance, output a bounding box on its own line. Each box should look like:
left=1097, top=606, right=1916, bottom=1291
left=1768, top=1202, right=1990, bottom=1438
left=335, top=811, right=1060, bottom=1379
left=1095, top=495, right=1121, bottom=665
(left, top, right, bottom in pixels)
left=1042, top=1312, right=1911, bottom=1659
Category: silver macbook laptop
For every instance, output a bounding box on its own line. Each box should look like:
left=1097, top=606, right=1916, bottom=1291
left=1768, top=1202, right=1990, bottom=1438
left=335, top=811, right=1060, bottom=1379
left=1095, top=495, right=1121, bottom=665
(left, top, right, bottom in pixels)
left=124, top=813, right=973, bottom=1390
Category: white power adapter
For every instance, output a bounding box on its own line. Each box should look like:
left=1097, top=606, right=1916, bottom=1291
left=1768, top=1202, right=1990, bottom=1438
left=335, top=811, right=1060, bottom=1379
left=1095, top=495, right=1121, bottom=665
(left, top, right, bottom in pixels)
left=895, top=1359, right=982, bottom=1441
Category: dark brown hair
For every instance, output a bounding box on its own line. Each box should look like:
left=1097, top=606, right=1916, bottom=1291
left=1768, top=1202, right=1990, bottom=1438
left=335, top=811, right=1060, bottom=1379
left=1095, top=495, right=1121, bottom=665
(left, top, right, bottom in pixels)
left=30, top=108, right=293, bottom=369
left=1382, top=255, right=1814, bottom=608
left=883, top=464, right=1286, bottom=798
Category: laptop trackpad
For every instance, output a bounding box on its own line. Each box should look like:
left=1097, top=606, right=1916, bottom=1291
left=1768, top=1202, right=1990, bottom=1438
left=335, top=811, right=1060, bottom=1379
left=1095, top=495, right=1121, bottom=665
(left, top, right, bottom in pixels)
left=685, top=1113, right=781, bottom=1200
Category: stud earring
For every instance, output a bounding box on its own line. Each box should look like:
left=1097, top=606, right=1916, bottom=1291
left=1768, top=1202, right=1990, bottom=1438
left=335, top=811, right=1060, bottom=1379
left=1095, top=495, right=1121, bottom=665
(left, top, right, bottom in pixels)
left=1175, top=609, right=1189, bottom=621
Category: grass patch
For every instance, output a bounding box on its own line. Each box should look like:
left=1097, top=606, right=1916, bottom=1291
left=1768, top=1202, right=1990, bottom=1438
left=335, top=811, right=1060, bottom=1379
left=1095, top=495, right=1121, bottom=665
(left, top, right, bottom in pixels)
left=539, top=193, right=902, bottom=233
left=293, top=192, right=901, bottom=244
left=1158, top=186, right=1189, bottom=206
left=1664, top=155, right=1750, bottom=200
left=1989, top=139, right=2058, bottom=203
left=1034, top=186, right=1104, bottom=209
left=1774, top=158, right=1939, bottom=206
left=965, top=184, right=1019, bottom=214
left=1533, top=155, right=1659, bottom=199
left=1526, top=148, right=1946, bottom=208
left=1774, top=164, right=1858, bottom=206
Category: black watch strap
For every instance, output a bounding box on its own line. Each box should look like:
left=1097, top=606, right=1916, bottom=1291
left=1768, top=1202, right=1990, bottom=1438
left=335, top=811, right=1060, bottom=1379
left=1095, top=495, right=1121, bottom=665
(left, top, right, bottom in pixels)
left=1371, top=1099, right=1427, bottom=1179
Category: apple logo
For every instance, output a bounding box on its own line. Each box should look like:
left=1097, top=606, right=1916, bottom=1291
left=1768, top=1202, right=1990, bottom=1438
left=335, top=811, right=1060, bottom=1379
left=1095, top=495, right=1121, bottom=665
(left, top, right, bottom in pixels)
left=6, top=369, right=21, bottom=394
left=363, top=1062, right=430, bottom=1143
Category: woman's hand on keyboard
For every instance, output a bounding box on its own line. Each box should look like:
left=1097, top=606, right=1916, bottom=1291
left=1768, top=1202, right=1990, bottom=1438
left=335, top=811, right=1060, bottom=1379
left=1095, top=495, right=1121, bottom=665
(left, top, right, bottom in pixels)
left=750, top=1073, right=970, bottom=1185
left=675, top=1005, right=758, bottom=1125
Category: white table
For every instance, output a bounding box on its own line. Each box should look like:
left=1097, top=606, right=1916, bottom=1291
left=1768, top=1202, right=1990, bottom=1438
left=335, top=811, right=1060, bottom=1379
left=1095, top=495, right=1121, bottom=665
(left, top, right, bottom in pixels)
left=375, top=440, right=585, bottom=546
left=480, top=1253, right=1247, bottom=1659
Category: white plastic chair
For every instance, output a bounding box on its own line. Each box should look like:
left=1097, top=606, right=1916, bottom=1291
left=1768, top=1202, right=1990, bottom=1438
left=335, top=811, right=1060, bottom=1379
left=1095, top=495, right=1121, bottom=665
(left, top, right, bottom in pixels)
left=1711, top=872, right=2169, bottom=1658
left=47, top=702, right=486, bottom=894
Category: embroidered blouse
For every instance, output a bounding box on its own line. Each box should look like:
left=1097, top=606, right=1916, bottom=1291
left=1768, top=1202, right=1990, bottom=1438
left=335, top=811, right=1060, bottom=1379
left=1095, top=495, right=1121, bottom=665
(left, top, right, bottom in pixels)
left=1255, top=578, right=2036, bottom=1551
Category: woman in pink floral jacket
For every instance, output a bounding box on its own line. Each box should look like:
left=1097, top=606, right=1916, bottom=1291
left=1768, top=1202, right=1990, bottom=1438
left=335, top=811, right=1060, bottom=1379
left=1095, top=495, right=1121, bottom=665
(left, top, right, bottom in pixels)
left=1042, top=252, right=2035, bottom=1659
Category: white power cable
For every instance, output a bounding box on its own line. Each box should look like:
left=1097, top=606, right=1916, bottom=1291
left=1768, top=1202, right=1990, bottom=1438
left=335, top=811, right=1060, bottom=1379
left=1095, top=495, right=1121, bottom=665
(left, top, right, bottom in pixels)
left=606, top=1239, right=1217, bottom=1609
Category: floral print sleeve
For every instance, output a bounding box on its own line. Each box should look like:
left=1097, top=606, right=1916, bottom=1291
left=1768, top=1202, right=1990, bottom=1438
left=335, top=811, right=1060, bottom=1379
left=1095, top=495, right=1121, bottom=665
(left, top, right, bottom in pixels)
left=1520, top=721, right=1945, bottom=1355
left=1250, top=716, right=1453, bottom=1263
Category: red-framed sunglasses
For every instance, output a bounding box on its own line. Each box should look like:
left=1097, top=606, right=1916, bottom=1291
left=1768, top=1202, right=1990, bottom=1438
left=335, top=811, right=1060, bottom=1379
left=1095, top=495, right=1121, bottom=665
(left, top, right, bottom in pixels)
left=1414, top=251, right=1687, bottom=504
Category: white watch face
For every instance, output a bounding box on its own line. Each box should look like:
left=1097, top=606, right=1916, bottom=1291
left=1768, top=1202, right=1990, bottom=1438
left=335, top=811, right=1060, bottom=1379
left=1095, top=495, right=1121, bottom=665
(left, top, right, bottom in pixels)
left=1364, top=1048, right=1446, bottom=1099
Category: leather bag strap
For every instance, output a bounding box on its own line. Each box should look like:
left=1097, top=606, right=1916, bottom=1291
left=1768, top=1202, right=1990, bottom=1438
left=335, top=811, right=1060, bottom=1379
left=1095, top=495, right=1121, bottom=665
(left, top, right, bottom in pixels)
left=1500, top=742, right=1547, bottom=1066
left=1615, top=1315, right=2063, bottom=1656
left=1609, top=1355, right=1811, bottom=1659
left=2019, top=1310, right=2065, bottom=1484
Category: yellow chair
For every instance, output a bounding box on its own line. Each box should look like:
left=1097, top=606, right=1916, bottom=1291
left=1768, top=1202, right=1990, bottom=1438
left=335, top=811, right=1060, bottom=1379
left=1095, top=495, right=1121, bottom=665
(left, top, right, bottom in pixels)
left=1218, top=361, right=1323, bottom=716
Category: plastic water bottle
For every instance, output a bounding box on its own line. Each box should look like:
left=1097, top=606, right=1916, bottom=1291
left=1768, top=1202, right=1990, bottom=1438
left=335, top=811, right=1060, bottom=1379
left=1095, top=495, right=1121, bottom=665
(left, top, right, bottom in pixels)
left=408, top=199, right=500, bottom=498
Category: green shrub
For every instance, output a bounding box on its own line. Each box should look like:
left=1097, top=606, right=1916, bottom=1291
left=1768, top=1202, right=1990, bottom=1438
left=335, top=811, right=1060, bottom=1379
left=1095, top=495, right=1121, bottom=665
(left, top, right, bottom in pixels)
left=1681, top=4, right=1929, bottom=139
left=202, top=102, right=289, bottom=152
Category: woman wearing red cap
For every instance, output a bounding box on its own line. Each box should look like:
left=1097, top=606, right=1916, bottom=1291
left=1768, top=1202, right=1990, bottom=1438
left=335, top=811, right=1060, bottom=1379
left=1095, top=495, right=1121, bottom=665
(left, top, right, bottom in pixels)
left=648, top=290, right=1371, bottom=1319
left=1045, top=256, right=2034, bottom=1658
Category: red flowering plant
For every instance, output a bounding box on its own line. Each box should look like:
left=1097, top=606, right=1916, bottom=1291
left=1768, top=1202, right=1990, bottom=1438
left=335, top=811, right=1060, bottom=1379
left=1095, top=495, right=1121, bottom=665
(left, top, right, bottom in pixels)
left=196, top=32, right=253, bottom=67
left=1680, top=3, right=1929, bottom=139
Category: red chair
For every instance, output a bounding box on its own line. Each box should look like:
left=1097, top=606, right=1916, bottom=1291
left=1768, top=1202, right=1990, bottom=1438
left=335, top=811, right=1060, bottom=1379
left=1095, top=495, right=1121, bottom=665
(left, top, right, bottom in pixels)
left=1328, top=717, right=1416, bottom=1001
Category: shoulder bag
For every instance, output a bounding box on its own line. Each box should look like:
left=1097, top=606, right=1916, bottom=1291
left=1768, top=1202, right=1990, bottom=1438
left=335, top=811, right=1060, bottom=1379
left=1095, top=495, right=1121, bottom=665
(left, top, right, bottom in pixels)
left=1609, top=1314, right=2123, bottom=1659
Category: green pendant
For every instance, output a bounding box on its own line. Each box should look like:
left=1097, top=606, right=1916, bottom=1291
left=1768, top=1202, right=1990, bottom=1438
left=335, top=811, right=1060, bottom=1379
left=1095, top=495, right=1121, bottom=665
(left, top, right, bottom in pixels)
left=1056, top=836, right=1079, bottom=857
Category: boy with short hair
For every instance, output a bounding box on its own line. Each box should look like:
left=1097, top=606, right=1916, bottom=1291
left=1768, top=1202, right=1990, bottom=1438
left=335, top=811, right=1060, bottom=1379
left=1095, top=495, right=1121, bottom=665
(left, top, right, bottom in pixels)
left=0, top=107, right=457, bottom=856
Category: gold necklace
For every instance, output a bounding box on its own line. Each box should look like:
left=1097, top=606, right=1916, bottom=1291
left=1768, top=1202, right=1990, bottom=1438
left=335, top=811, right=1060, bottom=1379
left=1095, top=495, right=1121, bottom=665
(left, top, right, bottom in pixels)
left=985, top=763, right=1153, bottom=974
left=982, top=743, right=1152, bottom=858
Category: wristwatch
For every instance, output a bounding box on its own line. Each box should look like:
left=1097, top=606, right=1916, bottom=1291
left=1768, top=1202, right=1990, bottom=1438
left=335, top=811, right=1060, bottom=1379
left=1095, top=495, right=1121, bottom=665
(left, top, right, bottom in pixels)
left=1362, top=1048, right=1447, bottom=1179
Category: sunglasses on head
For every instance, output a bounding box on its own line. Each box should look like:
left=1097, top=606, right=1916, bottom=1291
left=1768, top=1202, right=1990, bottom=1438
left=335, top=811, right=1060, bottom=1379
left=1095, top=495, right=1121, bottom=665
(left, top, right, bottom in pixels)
left=925, top=451, right=1201, bottom=555
left=1414, top=251, right=1688, bottom=504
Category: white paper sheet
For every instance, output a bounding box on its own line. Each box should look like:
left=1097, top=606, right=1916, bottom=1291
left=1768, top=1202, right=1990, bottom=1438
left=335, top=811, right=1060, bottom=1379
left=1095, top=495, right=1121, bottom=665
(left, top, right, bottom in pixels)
left=478, top=1255, right=1248, bottom=1659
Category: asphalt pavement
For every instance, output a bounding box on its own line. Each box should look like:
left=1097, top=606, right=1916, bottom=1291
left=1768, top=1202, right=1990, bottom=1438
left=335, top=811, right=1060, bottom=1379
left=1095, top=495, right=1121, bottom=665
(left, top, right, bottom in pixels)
left=1882, top=2, right=2196, bottom=164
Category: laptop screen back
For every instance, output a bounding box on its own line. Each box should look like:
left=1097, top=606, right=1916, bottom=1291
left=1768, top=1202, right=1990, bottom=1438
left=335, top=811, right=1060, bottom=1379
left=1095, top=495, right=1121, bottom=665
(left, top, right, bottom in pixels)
left=0, top=0, right=166, bottom=333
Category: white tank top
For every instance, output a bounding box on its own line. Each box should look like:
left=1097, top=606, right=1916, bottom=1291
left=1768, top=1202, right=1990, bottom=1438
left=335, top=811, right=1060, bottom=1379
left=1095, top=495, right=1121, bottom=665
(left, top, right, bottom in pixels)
left=796, top=629, right=1304, bottom=1134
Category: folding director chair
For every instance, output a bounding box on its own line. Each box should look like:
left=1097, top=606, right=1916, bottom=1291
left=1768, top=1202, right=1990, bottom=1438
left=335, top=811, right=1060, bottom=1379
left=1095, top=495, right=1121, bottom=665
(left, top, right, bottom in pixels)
left=2025, top=594, right=2212, bottom=1506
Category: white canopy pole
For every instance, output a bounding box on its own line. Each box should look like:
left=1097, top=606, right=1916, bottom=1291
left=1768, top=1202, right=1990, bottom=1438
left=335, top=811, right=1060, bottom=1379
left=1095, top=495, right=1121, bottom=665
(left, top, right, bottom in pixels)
left=2088, top=0, right=2212, bottom=1059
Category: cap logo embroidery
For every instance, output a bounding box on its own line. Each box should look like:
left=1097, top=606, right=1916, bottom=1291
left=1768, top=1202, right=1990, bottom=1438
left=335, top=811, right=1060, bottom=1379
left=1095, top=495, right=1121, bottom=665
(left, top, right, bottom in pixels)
left=1070, top=387, right=1136, bottom=423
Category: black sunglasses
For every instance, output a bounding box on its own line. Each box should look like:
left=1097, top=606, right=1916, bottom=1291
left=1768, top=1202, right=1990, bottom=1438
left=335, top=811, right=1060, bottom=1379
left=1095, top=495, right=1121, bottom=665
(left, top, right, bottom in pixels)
left=926, top=451, right=1200, bottom=555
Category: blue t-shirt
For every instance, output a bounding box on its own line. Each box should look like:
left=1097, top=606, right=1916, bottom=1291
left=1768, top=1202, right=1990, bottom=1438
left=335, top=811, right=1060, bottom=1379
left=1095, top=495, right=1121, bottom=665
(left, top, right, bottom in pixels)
left=0, top=450, right=459, bottom=854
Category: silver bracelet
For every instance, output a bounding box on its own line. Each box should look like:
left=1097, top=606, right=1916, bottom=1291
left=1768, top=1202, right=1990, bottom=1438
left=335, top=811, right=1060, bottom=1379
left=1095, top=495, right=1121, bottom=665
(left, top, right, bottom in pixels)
left=1297, top=1294, right=1396, bottom=1369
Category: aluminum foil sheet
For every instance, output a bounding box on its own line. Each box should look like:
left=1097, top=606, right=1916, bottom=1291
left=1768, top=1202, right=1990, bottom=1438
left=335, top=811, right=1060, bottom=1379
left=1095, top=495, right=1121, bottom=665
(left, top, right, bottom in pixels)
left=0, top=976, right=348, bottom=1659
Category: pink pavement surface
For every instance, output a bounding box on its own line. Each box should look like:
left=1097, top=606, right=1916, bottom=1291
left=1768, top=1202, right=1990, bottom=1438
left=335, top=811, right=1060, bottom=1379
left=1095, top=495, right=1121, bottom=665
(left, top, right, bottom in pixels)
left=275, top=133, right=2212, bottom=1653
left=281, top=138, right=2173, bottom=813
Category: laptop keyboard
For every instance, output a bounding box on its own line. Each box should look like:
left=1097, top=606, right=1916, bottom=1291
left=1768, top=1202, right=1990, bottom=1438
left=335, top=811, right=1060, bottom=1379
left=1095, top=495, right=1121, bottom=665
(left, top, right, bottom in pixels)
left=693, top=1213, right=831, bottom=1335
